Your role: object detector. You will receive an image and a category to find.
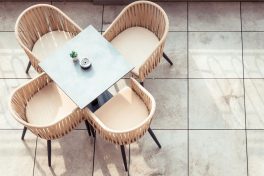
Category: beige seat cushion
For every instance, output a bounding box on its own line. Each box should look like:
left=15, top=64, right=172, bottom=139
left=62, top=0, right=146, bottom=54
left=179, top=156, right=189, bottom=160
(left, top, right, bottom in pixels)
left=95, top=86, right=149, bottom=131
left=111, top=27, right=159, bottom=76
left=26, top=83, right=77, bottom=125
left=32, top=31, right=72, bottom=61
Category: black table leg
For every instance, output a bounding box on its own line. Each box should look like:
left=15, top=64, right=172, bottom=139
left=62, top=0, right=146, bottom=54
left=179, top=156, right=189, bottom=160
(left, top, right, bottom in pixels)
left=88, top=90, right=113, bottom=112
left=91, top=99, right=99, bottom=106
left=21, top=126, right=27, bottom=140
left=25, top=61, right=31, bottom=74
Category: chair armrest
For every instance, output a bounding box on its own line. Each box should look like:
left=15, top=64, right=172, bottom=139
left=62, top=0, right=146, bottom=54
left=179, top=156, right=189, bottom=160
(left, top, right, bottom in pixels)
left=29, top=108, right=83, bottom=140
left=102, top=6, right=130, bottom=42
left=9, top=73, right=52, bottom=124
left=15, top=4, right=82, bottom=50
left=9, top=72, right=84, bottom=140
left=84, top=78, right=156, bottom=145
left=15, top=4, right=82, bottom=73
left=84, top=108, right=150, bottom=145
left=53, top=6, right=82, bottom=34
left=103, top=1, right=169, bottom=43
left=130, top=77, right=156, bottom=114
left=103, top=1, right=169, bottom=82
left=138, top=43, right=166, bottom=81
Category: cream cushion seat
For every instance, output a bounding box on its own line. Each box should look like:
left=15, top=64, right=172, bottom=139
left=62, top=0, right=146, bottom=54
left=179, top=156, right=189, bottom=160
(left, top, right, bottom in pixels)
left=95, top=86, right=149, bottom=132
left=110, top=27, right=159, bottom=76
left=32, top=31, right=72, bottom=61
left=26, top=83, right=77, bottom=125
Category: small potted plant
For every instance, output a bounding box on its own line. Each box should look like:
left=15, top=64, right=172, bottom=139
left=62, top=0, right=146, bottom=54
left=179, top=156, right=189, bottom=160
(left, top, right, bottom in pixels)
left=70, top=50, right=78, bottom=62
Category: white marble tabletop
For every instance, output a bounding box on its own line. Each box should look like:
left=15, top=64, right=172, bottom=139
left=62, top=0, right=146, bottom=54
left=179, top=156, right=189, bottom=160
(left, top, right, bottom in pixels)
left=40, top=25, right=133, bottom=109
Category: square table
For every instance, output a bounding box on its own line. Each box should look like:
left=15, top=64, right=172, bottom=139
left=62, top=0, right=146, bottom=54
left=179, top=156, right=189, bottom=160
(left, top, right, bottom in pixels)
left=40, top=25, right=133, bottom=109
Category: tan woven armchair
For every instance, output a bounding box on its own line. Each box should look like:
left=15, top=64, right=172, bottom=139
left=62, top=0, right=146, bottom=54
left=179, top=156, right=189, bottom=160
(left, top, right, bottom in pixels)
left=9, top=73, right=85, bottom=167
left=103, top=1, right=172, bottom=85
left=84, top=77, right=161, bottom=171
left=15, top=4, right=82, bottom=74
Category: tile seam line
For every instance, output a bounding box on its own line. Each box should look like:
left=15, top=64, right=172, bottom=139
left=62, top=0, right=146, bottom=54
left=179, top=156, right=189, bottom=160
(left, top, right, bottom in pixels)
left=100, top=31, right=264, bottom=33
left=150, top=129, right=252, bottom=130
left=3, top=128, right=264, bottom=131
left=4, top=31, right=264, bottom=33
left=91, top=137, right=95, bottom=176
left=187, top=1, right=190, bottom=176
left=128, top=144, right=130, bottom=176
left=186, top=1, right=259, bottom=2
left=92, top=4, right=103, bottom=176
left=0, top=78, right=32, bottom=79
left=2, top=128, right=263, bottom=130
left=0, top=0, right=239, bottom=2
left=240, top=2, right=249, bottom=176
left=32, top=137, right=38, bottom=176
left=3, top=78, right=264, bottom=80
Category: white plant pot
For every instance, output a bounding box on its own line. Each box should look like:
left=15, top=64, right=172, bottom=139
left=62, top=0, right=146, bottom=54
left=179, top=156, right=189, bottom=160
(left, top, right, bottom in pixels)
left=72, top=57, right=78, bottom=62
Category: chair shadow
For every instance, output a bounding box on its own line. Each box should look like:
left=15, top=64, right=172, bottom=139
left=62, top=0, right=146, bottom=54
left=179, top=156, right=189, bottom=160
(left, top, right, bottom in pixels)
left=33, top=127, right=95, bottom=176
left=21, top=137, right=37, bottom=161
left=92, top=137, right=129, bottom=176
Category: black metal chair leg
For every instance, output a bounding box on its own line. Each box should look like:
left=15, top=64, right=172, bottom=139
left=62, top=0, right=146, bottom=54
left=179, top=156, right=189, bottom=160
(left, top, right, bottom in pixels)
left=85, top=120, right=91, bottom=136
left=47, top=140, right=51, bottom=167
left=163, top=53, right=173, bottom=66
left=140, top=81, right=144, bottom=87
left=90, top=124, right=96, bottom=138
left=148, top=128, right=161, bottom=148
left=25, top=61, right=31, bottom=74
left=120, top=145, right=128, bottom=171
left=21, top=126, right=27, bottom=140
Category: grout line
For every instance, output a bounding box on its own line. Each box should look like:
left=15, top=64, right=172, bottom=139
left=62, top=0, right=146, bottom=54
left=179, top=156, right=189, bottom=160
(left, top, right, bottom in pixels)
left=243, top=31, right=264, bottom=32
left=8, top=128, right=264, bottom=131
left=92, top=30, right=264, bottom=33
left=5, top=77, right=264, bottom=80
left=32, top=137, right=38, bottom=176
left=0, top=0, right=259, bottom=3
left=91, top=137, right=96, bottom=176
left=2, top=30, right=264, bottom=33
left=2, top=128, right=264, bottom=131
left=187, top=2, right=190, bottom=176
left=0, top=129, right=27, bottom=130
left=124, top=77, right=247, bottom=80
left=151, top=128, right=249, bottom=130
left=0, top=78, right=32, bottom=79
left=186, top=1, right=262, bottom=2
left=38, top=77, right=264, bottom=80
left=147, top=78, right=188, bottom=79
left=60, top=128, right=264, bottom=131
left=73, top=128, right=264, bottom=131
left=1, top=30, right=264, bottom=33
left=188, top=78, right=243, bottom=79
left=151, top=77, right=244, bottom=79
left=86, top=1, right=264, bottom=3
left=240, top=2, right=249, bottom=176
left=128, top=144, right=130, bottom=176
left=188, top=31, right=242, bottom=32
left=244, top=78, right=264, bottom=79
left=0, top=31, right=15, bottom=32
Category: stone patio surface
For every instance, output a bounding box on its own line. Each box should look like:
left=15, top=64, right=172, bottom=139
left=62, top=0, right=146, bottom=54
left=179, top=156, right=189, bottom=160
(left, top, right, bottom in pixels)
left=1, top=1, right=264, bottom=176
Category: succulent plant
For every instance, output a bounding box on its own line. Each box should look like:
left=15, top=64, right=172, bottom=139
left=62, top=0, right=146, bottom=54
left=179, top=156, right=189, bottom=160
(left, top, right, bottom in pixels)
left=70, top=51, right=78, bottom=58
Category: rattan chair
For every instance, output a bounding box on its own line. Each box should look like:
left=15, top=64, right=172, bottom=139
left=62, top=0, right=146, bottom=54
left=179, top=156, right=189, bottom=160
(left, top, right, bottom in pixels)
left=9, top=73, right=88, bottom=167
left=103, top=1, right=172, bottom=86
left=15, top=4, right=82, bottom=74
left=84, top=77, right=161, bottom=171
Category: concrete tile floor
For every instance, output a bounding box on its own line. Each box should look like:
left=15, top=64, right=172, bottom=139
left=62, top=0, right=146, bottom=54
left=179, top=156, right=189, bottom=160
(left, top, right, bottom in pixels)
left=1, top=1, right=264, bottom=176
